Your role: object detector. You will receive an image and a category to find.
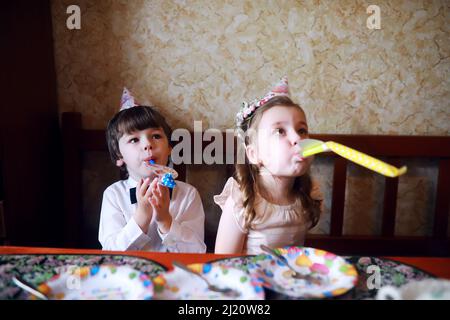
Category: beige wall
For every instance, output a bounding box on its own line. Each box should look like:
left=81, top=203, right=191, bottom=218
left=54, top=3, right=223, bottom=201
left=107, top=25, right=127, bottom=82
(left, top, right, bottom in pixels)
left=51, top=0, right=450, bottom=248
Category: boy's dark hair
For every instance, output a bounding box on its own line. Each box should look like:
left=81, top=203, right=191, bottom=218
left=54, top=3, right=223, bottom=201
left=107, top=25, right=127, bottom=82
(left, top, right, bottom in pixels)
left=106, top=106, right=173, bottom=175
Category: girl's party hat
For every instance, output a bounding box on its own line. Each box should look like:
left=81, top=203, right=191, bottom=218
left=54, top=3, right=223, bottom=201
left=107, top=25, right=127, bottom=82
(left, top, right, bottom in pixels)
left=236, top=76, right=290, bottom=126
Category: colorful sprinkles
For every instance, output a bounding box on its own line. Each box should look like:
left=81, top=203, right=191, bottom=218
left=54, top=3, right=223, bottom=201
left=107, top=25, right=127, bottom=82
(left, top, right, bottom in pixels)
left=41, top=265, right=154, bottom=300
left=152, top=263, right=265, bottom=300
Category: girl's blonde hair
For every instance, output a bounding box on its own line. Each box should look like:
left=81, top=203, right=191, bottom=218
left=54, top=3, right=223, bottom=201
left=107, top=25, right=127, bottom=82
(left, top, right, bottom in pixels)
left=235, top=96, right=321, bottom=230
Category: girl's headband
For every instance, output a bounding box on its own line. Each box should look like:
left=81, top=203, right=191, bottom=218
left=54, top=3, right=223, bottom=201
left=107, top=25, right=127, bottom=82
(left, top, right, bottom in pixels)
left=236, top=76, right=290, bottom=127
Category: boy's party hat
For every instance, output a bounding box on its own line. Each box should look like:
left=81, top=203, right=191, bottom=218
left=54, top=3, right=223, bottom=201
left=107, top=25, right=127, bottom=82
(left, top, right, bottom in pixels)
left=120, top=87, right=140, bottom=111
left=236, top=76, right=290, bottom=126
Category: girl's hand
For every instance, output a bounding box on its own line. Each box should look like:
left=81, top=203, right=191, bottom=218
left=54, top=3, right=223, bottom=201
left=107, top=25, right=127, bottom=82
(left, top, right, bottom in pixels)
left=149, top=179, right=172, bottom=234
left=134, top=177, right=154, bottom=233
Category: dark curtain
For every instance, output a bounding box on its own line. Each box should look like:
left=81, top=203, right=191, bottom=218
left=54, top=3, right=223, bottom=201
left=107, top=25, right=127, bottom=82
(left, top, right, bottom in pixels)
left=0, top=0, right=63, bottom=246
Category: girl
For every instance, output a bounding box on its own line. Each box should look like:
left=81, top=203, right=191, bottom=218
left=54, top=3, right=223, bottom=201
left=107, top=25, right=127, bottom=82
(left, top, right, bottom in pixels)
left=214, top=77, right=323, bottom=254
left=99, top=88, right=206, bottom=253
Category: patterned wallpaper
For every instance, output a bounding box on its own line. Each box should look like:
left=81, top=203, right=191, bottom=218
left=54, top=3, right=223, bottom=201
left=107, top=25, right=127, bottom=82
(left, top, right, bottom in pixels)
left=51, top=0, right=450, bottom=248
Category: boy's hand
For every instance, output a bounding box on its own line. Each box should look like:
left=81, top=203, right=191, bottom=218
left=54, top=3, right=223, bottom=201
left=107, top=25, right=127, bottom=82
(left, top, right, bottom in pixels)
left=149, top=179, right=172, bottom=234
left=134, top=177, right=154, bottom=233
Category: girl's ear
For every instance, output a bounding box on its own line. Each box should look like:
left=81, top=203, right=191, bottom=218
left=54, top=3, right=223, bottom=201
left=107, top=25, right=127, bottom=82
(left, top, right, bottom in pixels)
left=245, top=145, right=259, bottom=165
left=116, top=159, right=124, bottom=167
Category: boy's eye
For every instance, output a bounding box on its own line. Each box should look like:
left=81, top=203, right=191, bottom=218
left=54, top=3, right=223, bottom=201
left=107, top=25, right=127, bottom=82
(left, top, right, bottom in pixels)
left=152, top=134, right=162, bottom=139
left=128, top=137, right=139, bottom=144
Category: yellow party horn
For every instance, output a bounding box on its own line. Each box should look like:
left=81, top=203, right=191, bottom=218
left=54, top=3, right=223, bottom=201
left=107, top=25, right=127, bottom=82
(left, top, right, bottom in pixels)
left=299, top=139, right=407, bottom=178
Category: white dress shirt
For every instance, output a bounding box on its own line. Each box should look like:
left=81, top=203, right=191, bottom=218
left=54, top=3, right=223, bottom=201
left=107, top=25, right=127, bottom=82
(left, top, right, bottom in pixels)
left=98, top=177, right=206, bottom=253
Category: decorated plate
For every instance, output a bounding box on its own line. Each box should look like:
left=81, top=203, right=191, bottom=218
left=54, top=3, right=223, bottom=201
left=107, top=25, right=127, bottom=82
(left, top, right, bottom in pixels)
left=0, top=254, right=167, bottom=300
left=254, top=246, right=358, bottom=298
left=152, top=263, right=265, bottom=300
left=345, top=256, right=435, bottom=300
left=209, top=255, right=434, bottom=300
left=35, top=265, right=154, bottom=300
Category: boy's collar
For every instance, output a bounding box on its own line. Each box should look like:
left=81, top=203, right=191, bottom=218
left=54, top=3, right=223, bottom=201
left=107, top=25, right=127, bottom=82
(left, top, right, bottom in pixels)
left=126, top=174, right=158, bottom=188
left=126, top=176, right=139, bottom=188
left=126, top=176, right=174, bottom=204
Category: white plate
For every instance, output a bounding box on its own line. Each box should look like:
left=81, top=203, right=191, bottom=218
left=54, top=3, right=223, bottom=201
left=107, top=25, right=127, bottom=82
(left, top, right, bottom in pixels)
left=152, top=263, right=265, bottom=300
left=36, top=265, right=154, bottom=300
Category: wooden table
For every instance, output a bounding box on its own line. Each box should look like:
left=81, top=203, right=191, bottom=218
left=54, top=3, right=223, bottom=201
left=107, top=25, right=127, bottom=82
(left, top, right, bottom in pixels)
left=1, top=246, right=449, bottom=279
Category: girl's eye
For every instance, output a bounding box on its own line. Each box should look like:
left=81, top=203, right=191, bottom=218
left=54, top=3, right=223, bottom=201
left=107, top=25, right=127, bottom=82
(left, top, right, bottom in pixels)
left=274, top=128, right=285, bottom=135
left=152, top=134, right=162, bottom=139
left=298, top=128, right=308, bottom=135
